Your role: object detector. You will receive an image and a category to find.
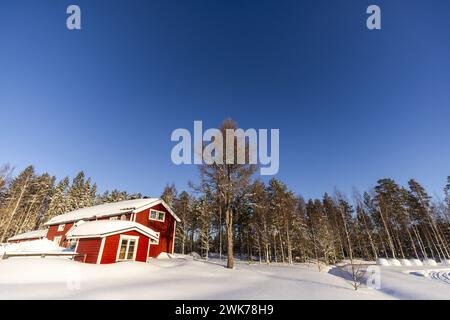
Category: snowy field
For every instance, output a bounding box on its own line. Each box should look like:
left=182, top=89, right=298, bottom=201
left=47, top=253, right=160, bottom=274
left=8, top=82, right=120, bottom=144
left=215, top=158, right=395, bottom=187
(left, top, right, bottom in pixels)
left=0, top=254, right=449, bottom=300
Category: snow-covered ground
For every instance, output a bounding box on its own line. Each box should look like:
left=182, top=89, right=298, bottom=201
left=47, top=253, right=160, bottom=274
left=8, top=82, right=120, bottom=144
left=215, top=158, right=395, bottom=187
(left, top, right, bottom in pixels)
left=0, top=254, right=448, bottom=300
left=375, top=266, right=450, bottom=299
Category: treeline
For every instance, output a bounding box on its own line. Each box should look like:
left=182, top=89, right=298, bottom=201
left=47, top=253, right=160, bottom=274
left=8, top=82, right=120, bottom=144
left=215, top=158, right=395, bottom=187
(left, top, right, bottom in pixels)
left=0, top=164, right=141, bottom=243
left=165, top=177, right=450, bottom=265
left=1, top=120, right=449, bottom=267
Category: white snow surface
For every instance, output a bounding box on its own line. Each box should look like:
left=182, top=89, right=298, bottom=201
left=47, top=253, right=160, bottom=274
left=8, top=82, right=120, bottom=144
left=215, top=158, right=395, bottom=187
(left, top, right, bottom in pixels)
left=66, top=220, right=159, bottom=240
left=0, top=256, right=449, bottom=300
left=0, top=239, right=64, bottom=256
left=8, top=229, right=48, bottom=241
left=45, top=198, right=164, bottom=225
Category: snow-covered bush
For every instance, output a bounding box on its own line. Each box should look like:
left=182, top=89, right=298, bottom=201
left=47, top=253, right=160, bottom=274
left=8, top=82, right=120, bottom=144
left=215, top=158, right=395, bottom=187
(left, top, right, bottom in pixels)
left=376, top=258, right=390, bottom=266
left=399, top=259, right=412, bottom=266
left=157, top=252, right=175, bottom=259
left=409, top=259, right=423, bottom=266
left=189, top=252, right=202, bottom=259
left=423, top=259, right=437, bottom=266
left=388, top=258, right=401, bottom=266
left=441, top=259, right=450, bottom=265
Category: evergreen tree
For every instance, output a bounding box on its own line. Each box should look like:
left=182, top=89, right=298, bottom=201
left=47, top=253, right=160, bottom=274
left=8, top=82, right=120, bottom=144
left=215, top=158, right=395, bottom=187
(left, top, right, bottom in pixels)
left=67, top=171, right=96, bottom=212
left=41, top=177, right=70, bottom=225
left=173, top=191, right=192, bottom=255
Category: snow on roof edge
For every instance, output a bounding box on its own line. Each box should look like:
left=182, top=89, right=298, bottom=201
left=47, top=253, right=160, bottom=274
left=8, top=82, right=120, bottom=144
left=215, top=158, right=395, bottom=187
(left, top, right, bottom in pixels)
left=8, top=229, right=48, bottom=241
left=44, top=198, right=180, bottom=226
left=66, top=220, right=159, bottom=240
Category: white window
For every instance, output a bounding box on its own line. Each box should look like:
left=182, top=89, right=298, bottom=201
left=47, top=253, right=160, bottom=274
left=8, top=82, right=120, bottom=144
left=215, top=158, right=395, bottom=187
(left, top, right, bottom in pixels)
left=57, top=224, right=65, bottom=232
left=109, top=216, right=118, bottom=221
left=116, top=236, right=139, bottom=262
left=120, top=214, right=127, bottom=221
left=149, top=210, right=165, bottom=222
left=53, top=236, right=62, bottom=246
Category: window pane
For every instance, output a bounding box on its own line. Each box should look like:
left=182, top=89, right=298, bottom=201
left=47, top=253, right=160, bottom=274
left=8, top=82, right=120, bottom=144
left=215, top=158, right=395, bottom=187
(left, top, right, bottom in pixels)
left=127, top=240, right=136, bottom=260
left=119, top=240, right=127, bottom=260
left=150, top=211, right=156, bottom=219
left=158, top=212, right=164, bottom=221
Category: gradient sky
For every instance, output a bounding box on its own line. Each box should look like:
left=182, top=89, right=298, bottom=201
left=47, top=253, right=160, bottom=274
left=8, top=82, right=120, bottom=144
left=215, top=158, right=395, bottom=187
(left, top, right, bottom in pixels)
left=1, top=0, right=449, bottom=200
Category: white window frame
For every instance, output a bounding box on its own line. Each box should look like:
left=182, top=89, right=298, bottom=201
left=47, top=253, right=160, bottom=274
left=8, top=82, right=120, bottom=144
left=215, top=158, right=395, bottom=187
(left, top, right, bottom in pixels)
left=57, top=224, right=65, bottom=232
left=150, top=232, right=160, bottom=245
left=149, top=209, right=165, bottom=222
left=53, top=236, right=62, bottom=246
left=116, top=235, right=139, bottom=262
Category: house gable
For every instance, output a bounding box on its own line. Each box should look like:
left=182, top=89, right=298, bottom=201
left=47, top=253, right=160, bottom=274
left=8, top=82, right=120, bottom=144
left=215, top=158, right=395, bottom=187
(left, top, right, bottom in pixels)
left=133, top=203, right=176, bottom=257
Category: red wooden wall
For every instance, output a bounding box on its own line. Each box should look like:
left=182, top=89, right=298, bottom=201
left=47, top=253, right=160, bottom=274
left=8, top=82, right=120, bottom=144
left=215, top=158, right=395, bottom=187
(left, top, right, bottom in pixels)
left=75, top=238, right=102, bottom=263
left=100, top=230, right=149, bottom=264
left=133, top=203, right=176, bottom=257
left=46, top=223, right=74, bottom=245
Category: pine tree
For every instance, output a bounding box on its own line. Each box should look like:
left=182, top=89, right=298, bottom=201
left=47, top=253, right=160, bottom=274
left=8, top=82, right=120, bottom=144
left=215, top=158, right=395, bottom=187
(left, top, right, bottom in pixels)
left=0, top=166, right=35, bottom=242
left=41, top=177, right=70, bottom=225
left=173, top=191, right=191, bottom=255
left=96, top=189, right=142, bottom=204
left=408, top=179, right=449, bottom=259
left=67, top=172, right=96, bottom=212
left=249, top=180, right=270, bottom=263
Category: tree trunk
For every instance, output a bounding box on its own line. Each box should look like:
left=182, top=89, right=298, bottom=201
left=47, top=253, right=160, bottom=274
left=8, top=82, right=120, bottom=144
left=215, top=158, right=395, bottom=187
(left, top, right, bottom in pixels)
left=219, top=206, right=222, bottom=260
left=226, top=207, right=234, bottom=269
left=378, top=206, right=396, bottom=258
left=278, top=231, right=285, bottom=263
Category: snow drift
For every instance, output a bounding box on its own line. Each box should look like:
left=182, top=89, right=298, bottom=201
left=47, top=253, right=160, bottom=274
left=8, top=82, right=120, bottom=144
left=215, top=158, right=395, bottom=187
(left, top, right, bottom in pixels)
left=0, top=239, right=64, bottom=256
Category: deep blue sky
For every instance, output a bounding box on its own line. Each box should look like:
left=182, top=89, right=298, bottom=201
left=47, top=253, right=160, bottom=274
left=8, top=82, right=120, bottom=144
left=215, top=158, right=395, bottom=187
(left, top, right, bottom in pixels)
left=1, top=0, right=449, bottom=200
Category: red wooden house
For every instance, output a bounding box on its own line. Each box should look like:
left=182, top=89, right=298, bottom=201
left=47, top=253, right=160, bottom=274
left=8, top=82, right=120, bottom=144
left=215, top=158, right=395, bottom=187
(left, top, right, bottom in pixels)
left=41, top=198, right=180, bottom=263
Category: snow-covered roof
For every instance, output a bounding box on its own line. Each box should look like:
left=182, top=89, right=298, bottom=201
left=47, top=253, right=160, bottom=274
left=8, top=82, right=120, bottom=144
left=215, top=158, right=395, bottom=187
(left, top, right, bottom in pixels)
left=66, top=220, right=160, bottom=240
left=8, top=229, right=48, bottom=241
left=45, top=198, right=180, bottom=226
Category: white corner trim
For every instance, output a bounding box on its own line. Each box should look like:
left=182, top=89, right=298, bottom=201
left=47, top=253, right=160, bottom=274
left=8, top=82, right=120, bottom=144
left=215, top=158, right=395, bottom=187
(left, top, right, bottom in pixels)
left=171, top=220, right=177, bottom=254
left=97, top=238, right=106, bottom=264
left=146, top=239, right=151, bottom=261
